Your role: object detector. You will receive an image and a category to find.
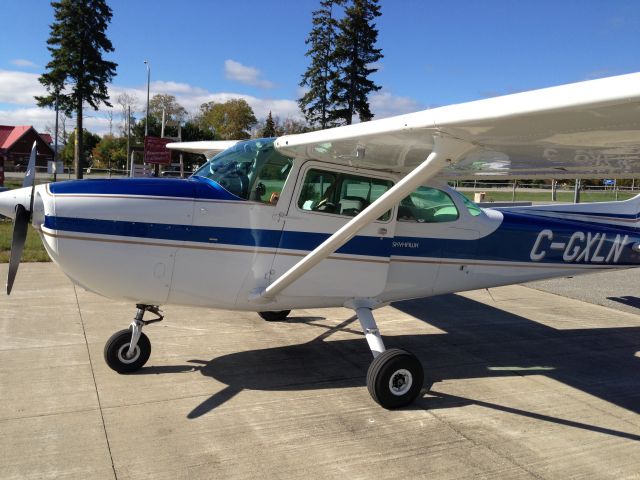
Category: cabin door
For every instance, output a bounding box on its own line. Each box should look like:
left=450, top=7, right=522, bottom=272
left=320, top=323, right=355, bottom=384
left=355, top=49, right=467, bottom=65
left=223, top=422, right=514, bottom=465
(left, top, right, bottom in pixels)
left=270, top=162, right=397, bottom=298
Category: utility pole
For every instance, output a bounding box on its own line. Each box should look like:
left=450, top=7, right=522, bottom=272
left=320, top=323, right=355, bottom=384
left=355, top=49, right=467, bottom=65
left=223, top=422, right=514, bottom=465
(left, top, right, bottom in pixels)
left=126, top=105, right=130, bottom=174
left=144, top=60, right=150, bottom=137
left=178, top=122, right=184, bottom=178
left=144, top=60, right=154, bottom=176
left=53, top=92, right=59, bottom=182
left=573, top=179, right=581, bottom=203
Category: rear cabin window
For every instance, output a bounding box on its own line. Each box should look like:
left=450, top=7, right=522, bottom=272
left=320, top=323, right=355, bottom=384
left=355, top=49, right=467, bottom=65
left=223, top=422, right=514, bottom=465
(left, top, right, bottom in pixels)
left=397, top=186, right=459, bottom=223
left=298, top=168, right=393, bottom=221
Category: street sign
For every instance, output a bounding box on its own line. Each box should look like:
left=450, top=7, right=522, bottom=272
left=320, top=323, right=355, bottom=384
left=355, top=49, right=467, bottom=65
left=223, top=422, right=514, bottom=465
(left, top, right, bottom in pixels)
left=144, top=136, right=172, bottom=165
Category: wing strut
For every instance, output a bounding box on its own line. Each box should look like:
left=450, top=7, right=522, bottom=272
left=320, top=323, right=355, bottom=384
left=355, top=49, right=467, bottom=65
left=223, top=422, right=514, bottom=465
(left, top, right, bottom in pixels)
left=253, top=136, right=475, bottom=301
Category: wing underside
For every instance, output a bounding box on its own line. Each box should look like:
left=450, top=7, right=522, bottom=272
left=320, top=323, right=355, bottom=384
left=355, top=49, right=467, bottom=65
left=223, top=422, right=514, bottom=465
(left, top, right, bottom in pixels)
left=275, top=72, right=640, bottom=179
left=166, top=140, right=239, bottom=159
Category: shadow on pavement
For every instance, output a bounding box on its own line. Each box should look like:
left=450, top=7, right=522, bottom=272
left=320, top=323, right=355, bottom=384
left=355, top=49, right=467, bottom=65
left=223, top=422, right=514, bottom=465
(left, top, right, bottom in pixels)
left=136, top=296, right=640, bottom=440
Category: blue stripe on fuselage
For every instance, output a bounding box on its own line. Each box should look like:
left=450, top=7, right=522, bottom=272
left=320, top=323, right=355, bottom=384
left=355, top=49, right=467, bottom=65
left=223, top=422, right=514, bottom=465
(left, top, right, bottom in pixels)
left=44, top=179, right=640, bottom=265
left=393, top=211, right=640, bottom=265
left=45, top=211, right=639, bottom=265
left=43, top=216, right=392, bottom=257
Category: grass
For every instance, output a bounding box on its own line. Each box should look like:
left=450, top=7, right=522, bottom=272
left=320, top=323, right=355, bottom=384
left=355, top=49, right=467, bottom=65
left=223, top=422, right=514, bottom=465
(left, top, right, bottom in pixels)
left=0, top=219, right=51, bottom=263
left=461, top=190, right=636, bottom=203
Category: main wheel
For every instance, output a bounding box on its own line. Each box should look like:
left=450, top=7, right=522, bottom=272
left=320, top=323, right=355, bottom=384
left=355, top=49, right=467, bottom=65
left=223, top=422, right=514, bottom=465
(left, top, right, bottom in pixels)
left=258, top=310, right=291, bottom=322
left=104, top=329, right=151, bottom=373
left=367, top=348, right=424, bottom=409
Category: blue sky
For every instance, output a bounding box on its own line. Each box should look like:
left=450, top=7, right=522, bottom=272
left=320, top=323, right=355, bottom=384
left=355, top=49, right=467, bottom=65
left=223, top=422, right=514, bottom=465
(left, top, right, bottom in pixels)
left=1, top=0, right=639, bottom=135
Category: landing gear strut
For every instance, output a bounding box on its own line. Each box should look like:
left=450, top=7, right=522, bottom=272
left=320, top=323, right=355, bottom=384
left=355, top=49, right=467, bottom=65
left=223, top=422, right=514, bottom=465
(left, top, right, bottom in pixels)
left=355, top=307, right=423, bottom=409
left=104, top=304, right=163, bottom=373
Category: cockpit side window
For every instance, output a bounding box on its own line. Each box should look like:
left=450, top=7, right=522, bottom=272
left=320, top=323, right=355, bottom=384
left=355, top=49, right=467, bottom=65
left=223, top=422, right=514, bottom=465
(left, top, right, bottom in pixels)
left=249, top=151, right=293, bottom=204
left=456, top=191, right=483, bottom=216
left=192, top=139, right=293, bottom=203
left=298, top=168, right=393, bottom=220
left=397, top=186, right=459, bottom=223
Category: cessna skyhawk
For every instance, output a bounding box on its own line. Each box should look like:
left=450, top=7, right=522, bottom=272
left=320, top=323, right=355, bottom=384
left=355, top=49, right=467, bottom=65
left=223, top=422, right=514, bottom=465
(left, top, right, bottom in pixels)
left=2, top=72, right=640, bottom=408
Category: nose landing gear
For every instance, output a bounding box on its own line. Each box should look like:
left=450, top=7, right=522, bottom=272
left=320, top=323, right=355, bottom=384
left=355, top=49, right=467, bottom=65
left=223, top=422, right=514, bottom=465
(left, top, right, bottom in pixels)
left=104, top=304, right=163, bottom=373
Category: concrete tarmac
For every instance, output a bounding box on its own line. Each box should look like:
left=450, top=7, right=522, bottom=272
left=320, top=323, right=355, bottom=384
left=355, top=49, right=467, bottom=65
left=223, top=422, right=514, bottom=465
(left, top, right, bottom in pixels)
left=1, top=263, right=638, bottom=479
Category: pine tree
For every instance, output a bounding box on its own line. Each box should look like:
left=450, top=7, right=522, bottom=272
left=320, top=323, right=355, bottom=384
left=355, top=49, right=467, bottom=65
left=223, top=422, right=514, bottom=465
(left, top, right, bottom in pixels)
left=299, top=0, right=343, bottom=130
left=330, top=0, right=382, bottom=125
left=36, top=0, right=117, bottom=179
left=261, top=111, right=276, bottom=138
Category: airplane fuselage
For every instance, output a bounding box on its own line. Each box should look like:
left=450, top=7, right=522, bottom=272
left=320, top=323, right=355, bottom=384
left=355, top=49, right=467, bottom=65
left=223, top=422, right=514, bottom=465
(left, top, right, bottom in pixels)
left=27, top=150, right=640, bottom=311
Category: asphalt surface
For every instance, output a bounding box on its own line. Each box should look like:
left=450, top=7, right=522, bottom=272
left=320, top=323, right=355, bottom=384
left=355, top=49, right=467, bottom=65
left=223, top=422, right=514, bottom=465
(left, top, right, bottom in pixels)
left=1, top=264, right=638, bottom=479
left=529, top=269, right=640, bottom=316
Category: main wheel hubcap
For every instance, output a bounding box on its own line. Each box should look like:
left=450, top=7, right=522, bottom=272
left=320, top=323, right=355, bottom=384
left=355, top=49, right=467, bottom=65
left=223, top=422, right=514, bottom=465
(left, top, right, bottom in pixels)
left=389, top=369, right=413, bottom=396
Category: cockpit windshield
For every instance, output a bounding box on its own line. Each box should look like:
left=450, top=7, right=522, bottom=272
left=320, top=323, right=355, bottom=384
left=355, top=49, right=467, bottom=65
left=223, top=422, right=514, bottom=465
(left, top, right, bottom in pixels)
left=192, top=138, right=293, bottom=203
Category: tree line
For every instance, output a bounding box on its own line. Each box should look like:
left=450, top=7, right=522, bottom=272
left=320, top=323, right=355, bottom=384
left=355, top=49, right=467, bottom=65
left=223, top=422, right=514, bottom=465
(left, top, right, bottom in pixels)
left=36, top=0, right=383, bottom=177
left=52, top=93, right=311, bottom=172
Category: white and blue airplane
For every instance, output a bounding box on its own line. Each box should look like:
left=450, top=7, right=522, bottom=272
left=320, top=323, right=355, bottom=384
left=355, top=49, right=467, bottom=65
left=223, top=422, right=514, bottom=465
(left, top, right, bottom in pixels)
left=2, top=72, right=640, bottom=409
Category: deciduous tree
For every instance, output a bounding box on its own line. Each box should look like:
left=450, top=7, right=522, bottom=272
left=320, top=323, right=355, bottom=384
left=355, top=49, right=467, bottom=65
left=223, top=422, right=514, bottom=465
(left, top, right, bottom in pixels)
left=116, top=92, right=138, bottom=135
left=198, top=99, right=257, bottom=140
left=60, top=129, right=101, bottom=169
left=149, top=94, right=188, bottom=125
left=92, top=135, right=127, bottom=169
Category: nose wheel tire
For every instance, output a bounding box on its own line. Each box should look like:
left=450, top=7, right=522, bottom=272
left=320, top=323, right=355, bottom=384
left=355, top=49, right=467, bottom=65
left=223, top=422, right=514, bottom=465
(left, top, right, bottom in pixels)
left=258, top=310, right=291, bottom=322
left=104, top=329, right=151, bottom=373
left=367, top=348, right=424, bottom=409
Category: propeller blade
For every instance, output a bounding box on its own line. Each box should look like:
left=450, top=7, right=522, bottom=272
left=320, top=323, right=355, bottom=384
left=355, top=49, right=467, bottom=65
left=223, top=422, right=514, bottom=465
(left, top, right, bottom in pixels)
left=7, top=204, right=29, bottom=295
left=5, top=142, right=38, bottom=294
left=25, top=141, right=37, bottom=213
left=23, top=141, right=37, bottom=188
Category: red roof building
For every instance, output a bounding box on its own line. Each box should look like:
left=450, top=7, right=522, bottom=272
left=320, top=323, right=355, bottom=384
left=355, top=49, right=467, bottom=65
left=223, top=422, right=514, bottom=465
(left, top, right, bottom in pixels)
left=0, top=125, right=55, bottom=185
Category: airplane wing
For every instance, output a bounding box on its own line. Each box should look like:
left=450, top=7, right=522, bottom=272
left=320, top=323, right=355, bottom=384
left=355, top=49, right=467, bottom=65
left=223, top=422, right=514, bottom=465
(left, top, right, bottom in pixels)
left=166, top=140, right=239, bottom=158
left=275, top=72, right=640, bottom=180
left=256, top=72, right=640, bottom=300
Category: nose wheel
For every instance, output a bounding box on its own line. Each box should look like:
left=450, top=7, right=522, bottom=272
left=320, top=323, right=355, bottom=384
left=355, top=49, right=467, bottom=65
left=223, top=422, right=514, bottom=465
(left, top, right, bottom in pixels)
left=104, top=304, right=163, bottom=373
left=104, top=329, right=151, bottom=373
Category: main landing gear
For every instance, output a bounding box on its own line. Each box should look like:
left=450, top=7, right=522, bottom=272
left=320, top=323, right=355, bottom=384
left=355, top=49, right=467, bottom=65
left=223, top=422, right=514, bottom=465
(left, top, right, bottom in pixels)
left=355, top=307, right=424, bottom=409
left=104, top=304, right=163, bottom=373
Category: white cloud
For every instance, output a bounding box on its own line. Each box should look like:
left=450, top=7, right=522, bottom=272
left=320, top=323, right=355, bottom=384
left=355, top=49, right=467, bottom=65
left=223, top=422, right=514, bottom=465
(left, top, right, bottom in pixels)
left=0, top=106, right=109, bottom=134
left=11, top=59, right=39, bottom=69
left=224, top=59, right=276, bottom=89
left=369, top=90, right=424, bottom=119
left=0, top=68, right=302, bottom=136
left=149, top=80, right=208, bottom=96
left=0, top=70, right=45, bottom=105
left=0, top=68, right=424, bottom=137
left=0, top=106, right=54, bottom=126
